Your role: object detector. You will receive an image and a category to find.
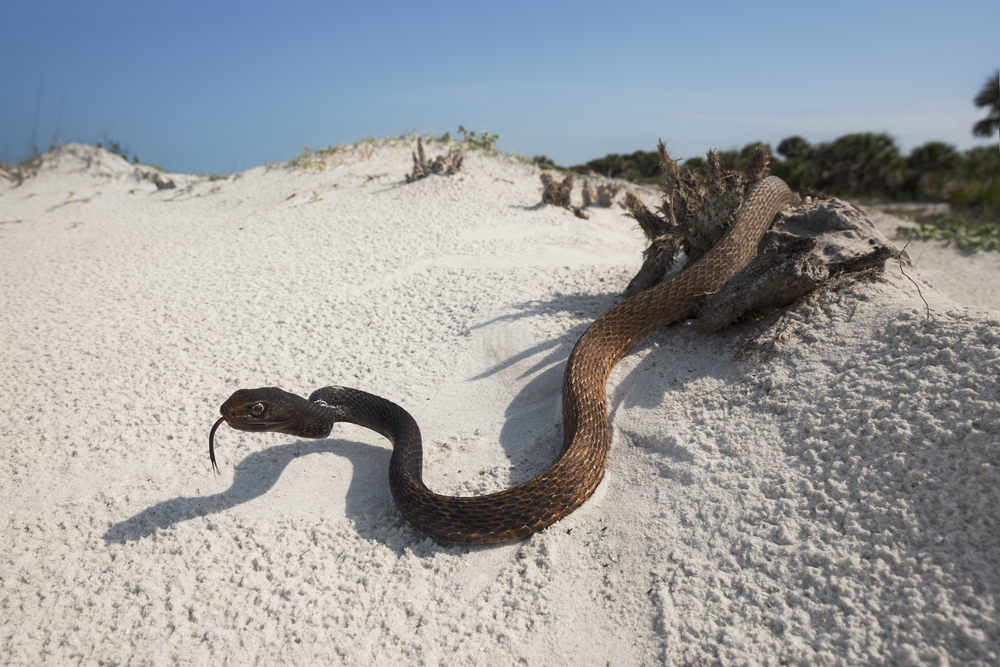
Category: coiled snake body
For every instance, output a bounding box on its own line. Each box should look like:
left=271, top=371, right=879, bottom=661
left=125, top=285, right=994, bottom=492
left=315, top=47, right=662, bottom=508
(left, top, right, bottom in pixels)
left=212, top=176, right=799, bottom=544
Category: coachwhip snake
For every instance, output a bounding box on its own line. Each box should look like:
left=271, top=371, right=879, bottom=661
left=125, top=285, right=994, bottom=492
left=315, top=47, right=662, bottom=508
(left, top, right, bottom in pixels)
left=211, top=175, right=799, bottom=543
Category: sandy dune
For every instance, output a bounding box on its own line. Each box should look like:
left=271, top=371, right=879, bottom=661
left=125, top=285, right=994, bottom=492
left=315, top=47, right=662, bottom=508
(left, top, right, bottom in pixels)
left=1, top=142, right=997, bottom=665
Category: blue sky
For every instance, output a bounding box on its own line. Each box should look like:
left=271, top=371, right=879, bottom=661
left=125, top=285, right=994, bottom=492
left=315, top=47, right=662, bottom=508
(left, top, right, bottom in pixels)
left=2, top=0, right=997, bottom=174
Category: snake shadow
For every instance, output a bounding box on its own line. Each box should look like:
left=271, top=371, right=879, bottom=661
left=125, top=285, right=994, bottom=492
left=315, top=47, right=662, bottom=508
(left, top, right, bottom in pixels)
left=103, top=365, right=581, bottom=552
left=102, top=437, right=433, bottom=550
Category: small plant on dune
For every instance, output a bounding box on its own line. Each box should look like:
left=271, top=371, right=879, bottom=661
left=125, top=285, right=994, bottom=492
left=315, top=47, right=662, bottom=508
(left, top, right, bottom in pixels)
left=896, top=216, right=1000, bottom=251
left=530, top=155, right=559, bottom=170
left=95, top=138, right=139, bottom=164
left=457, top=125, right=499, bottom=152
left=291, top=146, right=318, bottom=170
left=289, top=145, right=341, bottom=171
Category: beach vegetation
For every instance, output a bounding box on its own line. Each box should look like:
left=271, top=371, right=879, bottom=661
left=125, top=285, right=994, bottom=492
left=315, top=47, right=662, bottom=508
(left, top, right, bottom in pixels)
left=973, top=70, right=999, bottom=138
left=529, top=155, right=559, bottom=170
left=566, top=149, right=663, bottom=184
left=895, top=215, right=1000, bottom=250
left=456, top=125, right=499, bottom=152
left=288, top=145, right=342, bottom=170
left=552, top=132, right=996, bottom=225
left=95, top=138, right=139, bottom=164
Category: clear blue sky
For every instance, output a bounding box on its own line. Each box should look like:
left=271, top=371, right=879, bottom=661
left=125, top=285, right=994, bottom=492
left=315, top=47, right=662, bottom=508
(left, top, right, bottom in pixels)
left=2, top=0, right=997, bottom=174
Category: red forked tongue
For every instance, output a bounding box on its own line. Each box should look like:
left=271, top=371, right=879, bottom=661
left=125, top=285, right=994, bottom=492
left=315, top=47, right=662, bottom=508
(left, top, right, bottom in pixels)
left=209, top=416, right=226, bottom=474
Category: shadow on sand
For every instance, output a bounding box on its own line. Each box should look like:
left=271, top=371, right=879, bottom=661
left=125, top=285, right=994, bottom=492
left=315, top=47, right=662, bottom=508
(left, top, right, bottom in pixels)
left=105, top=289, right=642, bottom=551
left=103, top=437, right=397, bottom=544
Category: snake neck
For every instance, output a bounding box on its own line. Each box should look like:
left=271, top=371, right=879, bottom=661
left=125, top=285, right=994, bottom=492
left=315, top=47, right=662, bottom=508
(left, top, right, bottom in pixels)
left=307, top=385, right=429, bottom=491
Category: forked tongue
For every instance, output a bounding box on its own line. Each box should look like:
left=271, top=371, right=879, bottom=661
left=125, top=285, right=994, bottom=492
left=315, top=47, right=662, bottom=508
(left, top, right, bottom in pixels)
left=209, top=416, right=226, bottom=474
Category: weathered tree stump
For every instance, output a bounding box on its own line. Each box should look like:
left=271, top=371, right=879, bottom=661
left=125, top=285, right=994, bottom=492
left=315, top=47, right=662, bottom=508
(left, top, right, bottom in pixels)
left=622, top=142, right=895, bottom=336
left=406, top=137, right=464, bottom=183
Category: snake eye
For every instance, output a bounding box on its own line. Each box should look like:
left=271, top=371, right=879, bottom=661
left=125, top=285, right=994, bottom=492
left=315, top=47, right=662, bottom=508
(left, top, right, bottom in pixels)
left=250, top=403, right=265, bottom=417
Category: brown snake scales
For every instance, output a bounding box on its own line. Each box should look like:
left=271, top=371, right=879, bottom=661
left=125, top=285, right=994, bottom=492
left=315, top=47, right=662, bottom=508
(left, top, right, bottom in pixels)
left=211, top=175, right=799, bottom=544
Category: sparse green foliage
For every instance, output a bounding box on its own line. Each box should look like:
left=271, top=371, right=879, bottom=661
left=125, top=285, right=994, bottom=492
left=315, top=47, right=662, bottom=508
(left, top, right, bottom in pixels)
left=289, top=145, right=341, bottom=170
left=896, top=215, right=1000, bottom=250
left=96, top=138, right=139, bottom=165
left=457, top=126, right=499, bottom=151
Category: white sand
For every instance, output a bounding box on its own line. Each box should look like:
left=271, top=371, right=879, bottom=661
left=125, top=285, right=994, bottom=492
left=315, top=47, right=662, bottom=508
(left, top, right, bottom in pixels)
left=1, top=143, right=997, bottom=666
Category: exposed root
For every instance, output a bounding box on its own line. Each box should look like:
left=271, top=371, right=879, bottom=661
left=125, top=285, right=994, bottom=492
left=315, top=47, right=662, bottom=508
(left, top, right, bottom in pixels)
left=623, top=141, right=896, bottom=348
left=406, top=137, right=464, bottom=183
left=540, top=172, right=589, bottom=219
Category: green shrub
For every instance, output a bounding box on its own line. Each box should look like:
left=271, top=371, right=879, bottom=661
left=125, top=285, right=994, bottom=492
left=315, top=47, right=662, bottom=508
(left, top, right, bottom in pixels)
left=530, top=155, right=559, bottom=170
left=568, top=149, right=663, bottom=184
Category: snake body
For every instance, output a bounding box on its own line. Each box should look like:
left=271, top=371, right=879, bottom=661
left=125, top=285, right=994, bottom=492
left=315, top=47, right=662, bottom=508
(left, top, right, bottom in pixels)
left=213, top=176, right=798, bottom=544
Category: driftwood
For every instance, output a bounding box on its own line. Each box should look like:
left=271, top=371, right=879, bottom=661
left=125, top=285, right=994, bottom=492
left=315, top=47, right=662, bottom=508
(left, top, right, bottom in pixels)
left=581, top=179, right=596, bottom=207
left=144, top=171, right=176, bottom=190
left=540, top=172, right=587, bottom=219
left=541, top=173, right=623, bottom=219
left=582, top=179, right=621, bottom=208
left=623, top=142, right=894, bottom=336
left=406, top=137, right=464, bottom=183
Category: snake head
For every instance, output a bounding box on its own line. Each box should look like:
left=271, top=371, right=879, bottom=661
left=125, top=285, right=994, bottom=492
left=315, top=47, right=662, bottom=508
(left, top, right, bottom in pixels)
left=209, top=387, right=311, bottom=473
left=219, top=387, right=305, bottom=432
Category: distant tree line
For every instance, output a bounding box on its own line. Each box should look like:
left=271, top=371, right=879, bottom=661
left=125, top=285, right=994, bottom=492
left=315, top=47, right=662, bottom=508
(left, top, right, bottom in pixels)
left=554, top=132, right=998, bottom=219
left=553, top=73, right=1000, bottom=221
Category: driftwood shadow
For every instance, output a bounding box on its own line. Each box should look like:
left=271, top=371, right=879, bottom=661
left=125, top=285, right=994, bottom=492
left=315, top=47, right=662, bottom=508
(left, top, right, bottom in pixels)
left=463, top=289, right=621, bottom=478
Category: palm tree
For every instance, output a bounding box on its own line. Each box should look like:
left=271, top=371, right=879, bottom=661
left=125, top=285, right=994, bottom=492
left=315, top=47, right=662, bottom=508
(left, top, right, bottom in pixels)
left=905, top=141, right=960, bottom=200
left=973, top=71, right=999, bottom=138
left=814, top=132, right=903, bottom=197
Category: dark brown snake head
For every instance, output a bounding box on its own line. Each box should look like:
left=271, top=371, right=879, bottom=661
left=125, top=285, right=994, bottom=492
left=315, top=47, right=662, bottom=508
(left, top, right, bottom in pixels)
left=209, top=387, right=311, bottom=474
